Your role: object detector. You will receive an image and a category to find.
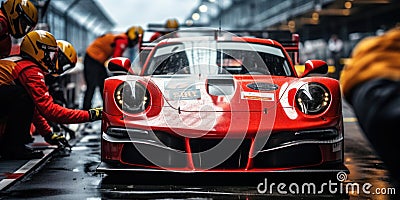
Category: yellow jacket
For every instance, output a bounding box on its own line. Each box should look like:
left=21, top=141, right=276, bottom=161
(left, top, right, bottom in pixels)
left=86, top=33, right=127, bottom=64
left=340, top=28, right=400, bottom=96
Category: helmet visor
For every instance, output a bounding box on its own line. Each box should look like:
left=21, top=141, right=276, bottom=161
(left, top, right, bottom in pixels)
left=14, top=4, right=36, bottom=38
left=37, top=41, right=58, bottom=72
left=56, top=49, right=76, bottom=75
left=49, top=50, right=58, bottom=70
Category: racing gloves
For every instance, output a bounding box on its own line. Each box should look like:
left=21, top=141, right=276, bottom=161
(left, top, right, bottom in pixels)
left=88, top=107, right=103, bottom=121
left=44, top=132, right=70, bottom=148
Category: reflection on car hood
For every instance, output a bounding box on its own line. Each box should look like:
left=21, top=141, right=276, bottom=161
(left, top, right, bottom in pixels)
left=148, top=74, right=297, bottom=112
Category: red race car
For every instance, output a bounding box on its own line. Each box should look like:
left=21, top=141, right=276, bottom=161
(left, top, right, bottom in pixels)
left=97, top=30, right=347, bottom=175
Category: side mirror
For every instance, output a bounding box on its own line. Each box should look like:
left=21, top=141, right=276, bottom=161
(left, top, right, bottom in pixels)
left=107, top=57, right=132, bottom=75
left=300, top=60, right=328, bottom=78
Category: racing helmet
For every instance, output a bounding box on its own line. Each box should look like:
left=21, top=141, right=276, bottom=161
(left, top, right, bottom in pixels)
left=54, top=40, right=77, bottom=75
left=1, top=0, right=38, bottom=38
left=20, top=30, right=58, bottom=73
left=164, top=18, right=179, bottom=29
left=126, top=26, right=144, bottom=47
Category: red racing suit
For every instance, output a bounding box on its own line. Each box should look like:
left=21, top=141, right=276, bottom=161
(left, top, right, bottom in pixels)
left=0, top=56, right=90, bottom=136
left=149, top=31, right=178, bottom=42
left=0, top=11, right=11, bottom=58
left=149, top=32, right=163, bottom=42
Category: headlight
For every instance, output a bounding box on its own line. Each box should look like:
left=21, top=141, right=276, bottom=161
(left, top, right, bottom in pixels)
left=296, top=83, right=330, bottom=114
left=115, top=81, right=150, bottom=114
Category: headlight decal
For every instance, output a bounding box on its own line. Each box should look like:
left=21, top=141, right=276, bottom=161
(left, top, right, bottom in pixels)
left=279, top=81, right=304, bottom=120
left=295, top=82, right=331, bottom=114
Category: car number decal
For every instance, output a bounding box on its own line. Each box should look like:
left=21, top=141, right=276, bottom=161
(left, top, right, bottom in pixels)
left=167, top=89, right=201, bottom=100
left=241, top=92, right=274, bottom=101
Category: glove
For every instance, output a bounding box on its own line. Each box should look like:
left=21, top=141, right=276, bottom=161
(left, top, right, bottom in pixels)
left=88, top=107, right=103, bottom=121
left=44, top=132, right=70, bottom=148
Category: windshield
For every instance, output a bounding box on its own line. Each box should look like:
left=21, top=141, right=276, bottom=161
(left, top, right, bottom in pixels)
left=144, top=41, right=293, bottom=76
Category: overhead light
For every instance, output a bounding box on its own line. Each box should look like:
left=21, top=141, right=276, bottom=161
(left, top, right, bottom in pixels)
left=288, top=20, right=295, bottom=29
left=312, top=12, right=319, bottom=21
left=199, top=5, right=208, bottom=12
left=288, top=20, right=296, bottom=32
left=185, top=19, right=194, bottom=26
left=192, top=13, right=200, bottom=21
left=344, top=1, right=352, bottom=8
left=209, top=0, right=216, bottom=2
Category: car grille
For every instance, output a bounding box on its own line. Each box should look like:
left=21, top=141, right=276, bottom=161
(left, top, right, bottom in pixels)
left=190, top=138, right=251, bottom=169
left=119, top=129, right=333, bottom=169
left=120, top=131, right=187, bottom=168
left=121, top=142, right=188, bottom=168
left=252, top=144, right=322, bottom=168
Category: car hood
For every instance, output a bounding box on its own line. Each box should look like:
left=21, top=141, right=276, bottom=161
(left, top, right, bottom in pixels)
left=149, top=74, right=297, bottom=112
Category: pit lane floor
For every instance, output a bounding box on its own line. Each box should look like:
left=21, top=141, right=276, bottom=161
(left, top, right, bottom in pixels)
left=0, top=101, right=399, bottom=199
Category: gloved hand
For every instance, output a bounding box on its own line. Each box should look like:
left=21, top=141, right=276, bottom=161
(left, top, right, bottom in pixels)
left=88, top=107, right=103, bottom=121
left=44, top=132, right=71, bottom=148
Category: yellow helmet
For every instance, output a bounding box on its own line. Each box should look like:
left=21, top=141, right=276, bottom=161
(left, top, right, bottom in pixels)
left=1, top=0, right=38, bottom=38
left=55, top=40, right=77, bottom=75
left=20, top=30, right=58, bottom=73
left=165, top=18, right=179, bottom=29
left=126, top=26, right=144, bottom=47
